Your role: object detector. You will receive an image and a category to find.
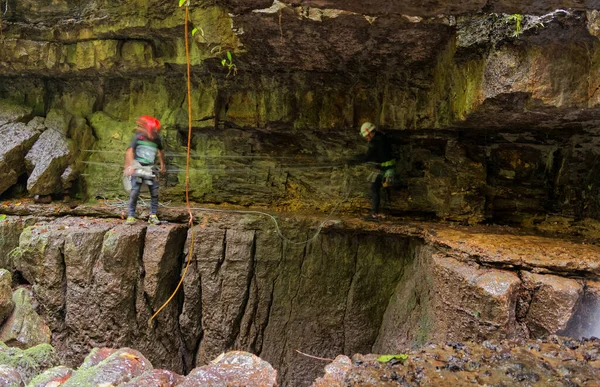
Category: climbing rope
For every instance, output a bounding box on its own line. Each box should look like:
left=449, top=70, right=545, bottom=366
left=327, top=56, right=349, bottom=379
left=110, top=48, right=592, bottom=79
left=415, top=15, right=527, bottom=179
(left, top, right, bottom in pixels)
left=148, top=2, right=195, bottom=327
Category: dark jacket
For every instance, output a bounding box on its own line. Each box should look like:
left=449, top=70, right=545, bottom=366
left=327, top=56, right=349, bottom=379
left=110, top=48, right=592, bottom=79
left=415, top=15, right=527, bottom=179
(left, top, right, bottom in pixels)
left=352, top=132, right=395, bottom=170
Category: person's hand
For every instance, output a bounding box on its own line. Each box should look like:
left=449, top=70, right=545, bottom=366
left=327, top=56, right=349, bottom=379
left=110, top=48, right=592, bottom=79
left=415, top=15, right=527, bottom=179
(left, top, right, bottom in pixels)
left=160, top=165, right=166, bottom=175
left=124, top=166, right=134, bottom=176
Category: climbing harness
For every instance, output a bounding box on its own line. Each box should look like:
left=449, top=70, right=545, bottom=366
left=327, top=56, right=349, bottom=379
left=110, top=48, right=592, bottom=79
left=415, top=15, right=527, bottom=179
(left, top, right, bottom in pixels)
left=122, top=160, right=156, bottom=193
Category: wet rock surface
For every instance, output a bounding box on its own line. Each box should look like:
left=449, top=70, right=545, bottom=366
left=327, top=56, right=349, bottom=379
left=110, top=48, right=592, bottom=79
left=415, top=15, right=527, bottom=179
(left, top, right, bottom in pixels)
left=0, top=342, right=59, bottom=384
left=312, top=336, right=600, bottom=386
left=0, top=288, right=51, bottom=349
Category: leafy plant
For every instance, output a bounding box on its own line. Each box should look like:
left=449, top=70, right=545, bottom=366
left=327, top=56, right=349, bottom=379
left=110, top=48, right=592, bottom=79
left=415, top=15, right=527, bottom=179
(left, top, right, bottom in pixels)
left=508, top=14, right=523, bottom=37
left=221, top=51, right=238, bottom=77
left=376, top=354, right=408, bottom=363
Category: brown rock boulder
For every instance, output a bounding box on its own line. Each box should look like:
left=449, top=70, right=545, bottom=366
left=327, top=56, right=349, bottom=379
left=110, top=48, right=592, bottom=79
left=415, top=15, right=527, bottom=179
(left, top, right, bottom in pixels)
left=0, top=365, right=23, bottom=387
left=180, top=351, right=277, bottom=387
left=27, top=366, right=73, bottom=387
left=61, top=348, right=153, bottom=386
left=431, top=255, right=523, bottom=341
left=0, top=288, right=51, bottom=349
left=0, top=270, right=14, bottom=325
left=521, top=271, right=583, bottom=336
left=121, top=369, right=184, bottom=387
left=311, top=355, right=352, bottom=387
left=0, top=121, right=41, bottom=196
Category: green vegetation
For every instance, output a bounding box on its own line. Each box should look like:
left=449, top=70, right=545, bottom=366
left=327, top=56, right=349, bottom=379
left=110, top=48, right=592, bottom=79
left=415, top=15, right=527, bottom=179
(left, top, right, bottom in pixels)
left=508, top=14, right=523, bottom=37
left=221, top=51, right=238, bottom=77
left=376, top=354, right=408, bottom=363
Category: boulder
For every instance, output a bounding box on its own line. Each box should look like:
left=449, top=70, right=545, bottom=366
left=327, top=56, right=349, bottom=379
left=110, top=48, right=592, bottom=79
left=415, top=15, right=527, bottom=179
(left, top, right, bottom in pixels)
left=430, top=255, right=523, bottom=341
left=0, top=342, right=59, bottom=384
left=27, top=366, right=73, bottom=387
left=0, top=216, right=37, bottom=271
left=61, top=348, right=153, bottom=386
left=0, top=270, right=15, bottom=325
left=121, top=369, right=184, bottom=387
left=179, top=351, right=277, bottom=387
left=0, top=122, right=42, bottom=195
left=311, top=355, right=352, bottom=387
left=0, top=365, right=23, bottom=387
left=0, top=288, right=51, bottom=349
left=0, top=99, right=32, bottom=127
left=24, top=126, right=71, bottom=195
left=521, top=272, right=583, bottom=336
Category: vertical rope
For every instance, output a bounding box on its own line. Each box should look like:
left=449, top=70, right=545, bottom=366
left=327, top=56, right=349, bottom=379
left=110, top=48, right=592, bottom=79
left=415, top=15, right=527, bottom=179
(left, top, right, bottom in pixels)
left=149, top=2, right=196, bottom=327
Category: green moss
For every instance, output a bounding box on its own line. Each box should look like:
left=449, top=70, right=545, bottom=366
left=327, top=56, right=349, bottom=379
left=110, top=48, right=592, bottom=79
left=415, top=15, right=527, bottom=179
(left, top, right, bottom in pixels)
left=0, top=342, right=59, bottom=383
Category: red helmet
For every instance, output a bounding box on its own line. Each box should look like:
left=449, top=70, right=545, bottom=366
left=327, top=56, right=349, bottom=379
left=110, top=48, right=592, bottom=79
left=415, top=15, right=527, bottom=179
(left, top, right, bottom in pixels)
left=136, top=116, right=161, bottom=137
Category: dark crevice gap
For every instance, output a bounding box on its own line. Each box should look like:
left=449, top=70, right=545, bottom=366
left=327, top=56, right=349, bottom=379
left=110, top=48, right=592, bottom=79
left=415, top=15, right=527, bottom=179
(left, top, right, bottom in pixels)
left=342, top=234, right=360, bottom=354
left=215, top=228, right=227, bottom=276
left=134, top=226, right=148, bottom=333
left=279, top=236, right=309, bottom=383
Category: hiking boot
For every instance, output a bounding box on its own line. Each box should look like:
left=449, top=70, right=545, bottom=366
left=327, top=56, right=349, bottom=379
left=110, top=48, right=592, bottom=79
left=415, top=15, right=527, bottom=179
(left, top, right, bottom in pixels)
left=363, top=213, right=380, bottom=222
left=125, top=216, right=136, bottom=225
left=148, top=214, right=161, bottom=225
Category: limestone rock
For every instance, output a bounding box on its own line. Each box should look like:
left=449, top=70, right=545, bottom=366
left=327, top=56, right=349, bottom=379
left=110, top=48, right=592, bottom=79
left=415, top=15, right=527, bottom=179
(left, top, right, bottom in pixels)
left=0, top=270, right=15, bottom=325
left=27, top=366, right=73, bottom=387
left=121, top=369, right=184, bottom=387
left=179, top=351, right=277, bottom=387
left=0, top=342, right=59, bottom=384
left=431, top=255, right=523, bottom=341
left=311, top=355, right=352, bottom=387
left=24, top=128, right=71, bottom=195
left=0, top=365, right=23, bottom=387
left=0, top=216, right=40, bottom=272
left=522, top=272, right=583, bottom=336
left=61, top=348, right=152, bottom=386
left=0, top=99, right=32, bottom=127
left=0, top=288, right=51, bottom=349
left=12, top=223, right=67, bottom=328
left=0, top=122, right=41, bottom=196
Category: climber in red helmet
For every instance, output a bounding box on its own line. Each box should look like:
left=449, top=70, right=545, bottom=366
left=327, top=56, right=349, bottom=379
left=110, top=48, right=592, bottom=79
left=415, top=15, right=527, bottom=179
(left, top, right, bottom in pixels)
left=123, top=116, right=166, bottom=225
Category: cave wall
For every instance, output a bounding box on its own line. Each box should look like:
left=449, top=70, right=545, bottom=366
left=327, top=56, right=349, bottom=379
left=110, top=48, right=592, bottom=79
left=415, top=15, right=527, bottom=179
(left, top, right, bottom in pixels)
left=2, top=2, right=600, bottom=225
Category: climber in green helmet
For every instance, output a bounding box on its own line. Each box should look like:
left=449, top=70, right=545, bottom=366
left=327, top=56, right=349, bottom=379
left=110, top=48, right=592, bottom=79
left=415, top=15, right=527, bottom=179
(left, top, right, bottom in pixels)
left=123, top=116, right=166, bottom=225
left=349, top=122, right=397, bottom=221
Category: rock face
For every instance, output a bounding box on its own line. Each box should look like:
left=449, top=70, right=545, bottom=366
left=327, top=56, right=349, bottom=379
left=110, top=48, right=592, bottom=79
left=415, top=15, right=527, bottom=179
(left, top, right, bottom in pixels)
left=1, top=3, right=600, bottom=226
left=0, top=270, right=14, bottom=325
left=1, top=211, right=599, bottom=386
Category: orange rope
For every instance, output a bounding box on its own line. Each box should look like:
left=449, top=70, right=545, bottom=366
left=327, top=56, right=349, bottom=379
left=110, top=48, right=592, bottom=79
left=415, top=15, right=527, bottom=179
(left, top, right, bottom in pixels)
left=149, top=3, right=196, bottom=327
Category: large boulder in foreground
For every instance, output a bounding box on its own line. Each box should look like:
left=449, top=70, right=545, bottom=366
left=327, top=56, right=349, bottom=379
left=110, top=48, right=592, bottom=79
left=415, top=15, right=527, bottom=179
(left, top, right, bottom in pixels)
left=0, top=342, right=59, bottom=384
left=179, top=351, right=278, bottom=387
left=0, top=288, right=51, bottom=349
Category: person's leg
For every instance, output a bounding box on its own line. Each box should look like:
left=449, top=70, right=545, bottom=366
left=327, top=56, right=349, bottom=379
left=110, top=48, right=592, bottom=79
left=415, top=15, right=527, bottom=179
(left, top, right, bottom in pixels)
left=127, top=178, right=141, bottom=220
left=149, top=180, right=159, bottom=215
left=371, top=174, right=383, bottom=215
